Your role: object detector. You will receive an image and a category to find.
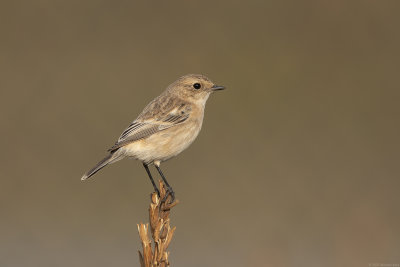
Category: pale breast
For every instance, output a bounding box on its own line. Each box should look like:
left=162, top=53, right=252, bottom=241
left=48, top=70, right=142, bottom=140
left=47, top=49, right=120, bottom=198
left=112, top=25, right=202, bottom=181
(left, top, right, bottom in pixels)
left=122, top=114, right=203, bottom=164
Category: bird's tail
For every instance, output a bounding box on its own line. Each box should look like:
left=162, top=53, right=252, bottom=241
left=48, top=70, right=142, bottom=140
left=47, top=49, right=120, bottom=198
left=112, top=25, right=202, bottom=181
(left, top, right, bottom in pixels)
left=81, top=152, right=122, bottom=181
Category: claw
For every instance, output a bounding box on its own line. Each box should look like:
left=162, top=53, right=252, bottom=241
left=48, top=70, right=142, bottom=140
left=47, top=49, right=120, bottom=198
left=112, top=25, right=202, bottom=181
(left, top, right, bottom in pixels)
left=161, top=187, right=175, bottom=204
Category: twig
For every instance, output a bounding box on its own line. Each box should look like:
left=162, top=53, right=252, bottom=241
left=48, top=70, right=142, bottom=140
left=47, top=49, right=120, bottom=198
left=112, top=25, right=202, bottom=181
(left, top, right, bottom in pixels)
left=138, top=181, right=179, bottom=267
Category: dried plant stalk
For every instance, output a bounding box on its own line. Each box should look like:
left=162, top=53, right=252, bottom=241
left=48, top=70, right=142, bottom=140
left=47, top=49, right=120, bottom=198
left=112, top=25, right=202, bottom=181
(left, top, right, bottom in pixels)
left=138, top=181, right=179, bottom=267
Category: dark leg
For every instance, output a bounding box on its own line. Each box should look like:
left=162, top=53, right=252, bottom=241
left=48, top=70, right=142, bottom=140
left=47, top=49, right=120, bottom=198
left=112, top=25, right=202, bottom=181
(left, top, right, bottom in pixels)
left=154, top=165, right=175, bottom=202
left=143, top=163, right=160, bottom=196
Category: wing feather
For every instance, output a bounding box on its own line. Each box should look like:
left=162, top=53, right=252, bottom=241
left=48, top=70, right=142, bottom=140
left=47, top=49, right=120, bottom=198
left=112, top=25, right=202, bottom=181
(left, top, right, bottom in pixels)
left=108, top=100, right=191, bottom=152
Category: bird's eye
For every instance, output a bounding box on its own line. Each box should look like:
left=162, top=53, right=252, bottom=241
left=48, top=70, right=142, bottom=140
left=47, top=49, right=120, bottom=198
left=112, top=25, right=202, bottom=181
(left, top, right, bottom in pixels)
left=193, top=83, right=201, bottom=89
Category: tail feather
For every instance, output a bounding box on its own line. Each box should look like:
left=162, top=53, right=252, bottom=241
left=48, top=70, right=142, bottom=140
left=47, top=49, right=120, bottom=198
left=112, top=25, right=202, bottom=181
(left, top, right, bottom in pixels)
left=81, top=153, right=121, bottom=181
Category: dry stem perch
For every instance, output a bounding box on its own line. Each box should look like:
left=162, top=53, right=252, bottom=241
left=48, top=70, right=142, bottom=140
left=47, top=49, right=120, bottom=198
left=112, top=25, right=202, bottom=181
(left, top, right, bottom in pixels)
left=138, top=181, right=179, bottom=267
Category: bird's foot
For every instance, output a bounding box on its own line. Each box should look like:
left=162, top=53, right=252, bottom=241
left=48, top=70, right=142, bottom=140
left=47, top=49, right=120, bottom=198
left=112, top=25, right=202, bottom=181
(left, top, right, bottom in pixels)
left=161, top=187, right=175, bottom=204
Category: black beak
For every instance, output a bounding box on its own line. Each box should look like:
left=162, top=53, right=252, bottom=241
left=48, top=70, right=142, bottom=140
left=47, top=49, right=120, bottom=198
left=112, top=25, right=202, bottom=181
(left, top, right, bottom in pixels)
left=211, top=85, right=225, bottom=91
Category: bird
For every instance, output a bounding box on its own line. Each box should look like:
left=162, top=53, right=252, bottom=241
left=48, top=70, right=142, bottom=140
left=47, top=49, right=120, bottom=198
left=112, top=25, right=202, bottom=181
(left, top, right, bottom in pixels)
left=81, top=74, right=225, bottom=201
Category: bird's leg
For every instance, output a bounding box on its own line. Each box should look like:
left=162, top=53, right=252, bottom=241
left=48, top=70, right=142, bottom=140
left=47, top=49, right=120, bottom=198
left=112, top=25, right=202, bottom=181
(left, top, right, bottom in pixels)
left=154, top=165, right=175, bottom=203
left=143, top=163, right=160, bottom=197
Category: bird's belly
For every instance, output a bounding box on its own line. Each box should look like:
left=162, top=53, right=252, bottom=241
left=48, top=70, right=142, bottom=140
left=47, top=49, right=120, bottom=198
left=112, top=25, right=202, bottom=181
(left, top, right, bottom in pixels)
left=122, top=122, right=201, bottom=164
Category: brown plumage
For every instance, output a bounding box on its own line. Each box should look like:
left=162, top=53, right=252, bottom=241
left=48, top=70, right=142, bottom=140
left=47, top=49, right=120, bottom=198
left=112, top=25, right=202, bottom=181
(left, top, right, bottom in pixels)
left=81, top=74, right=225, bottom=199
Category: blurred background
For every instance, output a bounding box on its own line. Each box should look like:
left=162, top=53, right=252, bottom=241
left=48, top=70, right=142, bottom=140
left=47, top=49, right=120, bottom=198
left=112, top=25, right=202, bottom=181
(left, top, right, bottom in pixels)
left=1, top=0, right=399, bottom=266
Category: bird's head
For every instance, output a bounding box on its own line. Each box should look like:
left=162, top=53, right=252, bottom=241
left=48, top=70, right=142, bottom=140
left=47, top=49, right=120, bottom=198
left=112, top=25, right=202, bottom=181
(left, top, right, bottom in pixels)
left=167, top=74, right=225, bottom=105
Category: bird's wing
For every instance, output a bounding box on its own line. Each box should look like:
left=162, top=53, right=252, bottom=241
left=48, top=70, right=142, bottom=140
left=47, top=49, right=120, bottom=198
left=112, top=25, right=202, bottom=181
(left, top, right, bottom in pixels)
left=108, top=100, right=191, bottom=152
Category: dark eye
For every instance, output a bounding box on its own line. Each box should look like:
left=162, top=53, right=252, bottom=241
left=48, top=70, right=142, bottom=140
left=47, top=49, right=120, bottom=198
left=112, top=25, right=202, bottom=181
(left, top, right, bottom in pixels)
left=193, top=83, right=201, bottom=89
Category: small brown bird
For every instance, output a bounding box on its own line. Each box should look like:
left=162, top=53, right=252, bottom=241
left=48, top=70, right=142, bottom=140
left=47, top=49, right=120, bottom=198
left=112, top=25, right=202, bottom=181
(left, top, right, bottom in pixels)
left=81, top=74, right=225, bottom=200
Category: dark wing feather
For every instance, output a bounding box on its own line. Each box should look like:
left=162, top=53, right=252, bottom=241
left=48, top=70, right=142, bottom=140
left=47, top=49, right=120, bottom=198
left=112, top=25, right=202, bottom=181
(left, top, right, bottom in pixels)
left=108, top=101, right=191, bottom=152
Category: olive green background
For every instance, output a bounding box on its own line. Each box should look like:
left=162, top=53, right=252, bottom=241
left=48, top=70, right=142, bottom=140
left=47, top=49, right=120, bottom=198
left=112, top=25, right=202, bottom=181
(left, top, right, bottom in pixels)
left=1, top=1, right=399, bottom=266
